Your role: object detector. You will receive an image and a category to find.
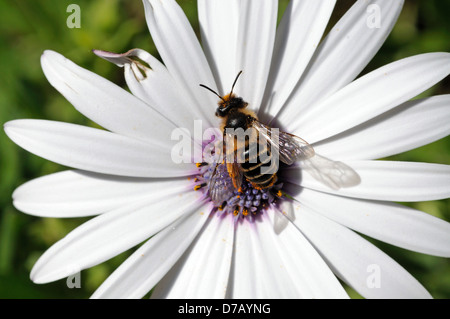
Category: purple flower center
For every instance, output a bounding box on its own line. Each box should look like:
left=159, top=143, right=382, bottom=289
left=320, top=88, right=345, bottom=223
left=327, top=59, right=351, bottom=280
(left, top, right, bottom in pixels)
left=194, top=157, right=283, bottom=220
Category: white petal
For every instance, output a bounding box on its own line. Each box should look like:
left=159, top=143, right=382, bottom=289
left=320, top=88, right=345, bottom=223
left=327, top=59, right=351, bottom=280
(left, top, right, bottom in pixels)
left=228, top=215, right=299, bottom=298
left=263, top=209, right=348, bottom=298
left=277, top=0, right=404, bottom=125
left=4, top=120, right=194, bottom=177
left=143, top=0, right=218, bottom=126
left=234, top=0, right=278, bottom=111
left=198, top=0, right=240, bottom=95
left=41, top=50, right=175, bottom=148
left=93, top=48, right=198, bottom=133
left=228, top=210, right=347, bottom=299
left=296, top=188, right=450, bottom=257
left=259, top=0, right=336, bottom=120
left=30, top=188, right=204, bottom=284
left=12, top=170, right=187, bottom=218
left=229, top=215, right=298, bottom=298
left=151, top=213, right=234, bottom=299
left=292, top=204, right=432, bottom=299
left=226, top=217, right=260, bottom=298
left=286, top=160, right=450, bottom=202
left=91, top=202, right=211, bottom=299
left=290, top=52, right=450, bottom=143
left=313, top=95, right=450, bottom=160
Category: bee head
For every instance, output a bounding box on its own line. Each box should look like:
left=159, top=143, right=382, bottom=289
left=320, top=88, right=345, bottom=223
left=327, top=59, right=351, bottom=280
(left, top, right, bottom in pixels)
left=215, top=94, right=247, bottom=117
left=200, top=70, right=245, bottom=117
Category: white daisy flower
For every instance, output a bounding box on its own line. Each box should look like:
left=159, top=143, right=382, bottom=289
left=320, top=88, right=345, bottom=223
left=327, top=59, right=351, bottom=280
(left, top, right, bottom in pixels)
left=4, top=0, right=450, bottom=299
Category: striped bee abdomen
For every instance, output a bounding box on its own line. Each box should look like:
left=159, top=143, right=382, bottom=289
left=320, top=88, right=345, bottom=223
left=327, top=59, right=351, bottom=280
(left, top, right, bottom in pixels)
left=239, top=138, right=278, bottom=189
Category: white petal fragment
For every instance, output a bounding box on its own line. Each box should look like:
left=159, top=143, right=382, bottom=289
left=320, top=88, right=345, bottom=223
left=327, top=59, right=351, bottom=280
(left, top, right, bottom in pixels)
left=292, top=204, right=432, bottom=299
left=93, top=48, right=197, bottom=131
left=151, top=213, right=234, bottom=299
left=143, top=0, right=218, bottom=126
left=30, top=189, right=204, bottom=284
left=260, top=0, right=336, bottom=120
left=313, top=95, right=450, bottom=160
left=287, top=160, right=450, bottom=202
left=234, top=0, right=278, bottom=111
left=291, top=52, right=450, bottom=143
left=4, top=120, right=194, bottom=178
left=12, top=170, right=187, bottom=218
left=296, top=188, right=450, bottom=257
left=198, top=0, right=240, bottom=95
left=278, top=0, right=404, bottom=125
left=41, top=50, right=176, bottom=148
left=91, top=202, right=212, bottom=299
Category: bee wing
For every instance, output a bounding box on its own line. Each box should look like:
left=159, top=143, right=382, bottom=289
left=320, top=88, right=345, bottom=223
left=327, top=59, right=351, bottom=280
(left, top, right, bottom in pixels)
left=224, top=131, right=244, bottom=190
left=208, top=137, right=243, bottom=205
left=251, top=120, right=359, bottom=190
left=300, top=154, right=361, bottom=190
left=252, top=120, right=315, bottom=165
left=207, top=141, right=230, bottom=205
left=208, top=162, right=234, bottom=205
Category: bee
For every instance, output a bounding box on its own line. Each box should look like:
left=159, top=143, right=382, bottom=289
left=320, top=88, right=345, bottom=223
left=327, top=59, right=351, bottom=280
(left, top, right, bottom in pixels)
left=200, top=71, right=316, bottom=203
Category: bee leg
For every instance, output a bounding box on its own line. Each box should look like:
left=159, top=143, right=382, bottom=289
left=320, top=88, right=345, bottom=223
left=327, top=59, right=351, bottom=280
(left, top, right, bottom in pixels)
left=196, top=162, right=208, bottom=168
left=194, top=183, right=207, bottom=191
left=218, top=201, right=226, bottom=211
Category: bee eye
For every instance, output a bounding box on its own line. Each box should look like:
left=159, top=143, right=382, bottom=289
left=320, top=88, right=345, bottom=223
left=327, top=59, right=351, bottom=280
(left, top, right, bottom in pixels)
left=216, top=108, right=225, bottom=117
left=236, top=98, right=246, bottom=108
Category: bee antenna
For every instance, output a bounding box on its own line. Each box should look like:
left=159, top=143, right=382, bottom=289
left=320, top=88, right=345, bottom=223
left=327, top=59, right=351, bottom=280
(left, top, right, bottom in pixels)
left=230, top=70, right=243, bottom=96
left=199, top=84, right=225, bottom=102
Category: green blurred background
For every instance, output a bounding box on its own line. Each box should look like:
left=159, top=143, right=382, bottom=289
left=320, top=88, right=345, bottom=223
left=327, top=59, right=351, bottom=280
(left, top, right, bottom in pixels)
left=0, top=0, right=449, bottom=298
